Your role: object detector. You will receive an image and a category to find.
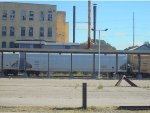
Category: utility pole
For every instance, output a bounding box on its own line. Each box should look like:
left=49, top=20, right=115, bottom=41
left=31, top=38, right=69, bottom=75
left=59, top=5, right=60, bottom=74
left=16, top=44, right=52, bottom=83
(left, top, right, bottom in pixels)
left=88, top=0, right=91, bottom=49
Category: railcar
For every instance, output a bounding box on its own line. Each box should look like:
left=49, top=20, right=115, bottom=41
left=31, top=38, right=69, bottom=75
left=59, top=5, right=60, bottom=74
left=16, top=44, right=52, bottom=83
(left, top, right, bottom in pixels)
left=0, top=52, right=19, bottom=75
left=128, top=54, right=150, bottom=77
left=0, top=53, right=127, bottom=77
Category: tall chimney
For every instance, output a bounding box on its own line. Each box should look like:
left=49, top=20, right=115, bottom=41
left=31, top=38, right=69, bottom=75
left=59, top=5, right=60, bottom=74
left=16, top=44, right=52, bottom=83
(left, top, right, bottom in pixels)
left=93, top=4, right=97, bottom=43
left=73, top=6, right=76, bottom=43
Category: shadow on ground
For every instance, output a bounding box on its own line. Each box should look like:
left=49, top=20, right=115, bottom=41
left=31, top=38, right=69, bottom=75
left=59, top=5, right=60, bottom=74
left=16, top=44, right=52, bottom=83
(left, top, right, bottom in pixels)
left=53, top=107, right=82, bottom=110
left=118, top=106, right=150, bottom=110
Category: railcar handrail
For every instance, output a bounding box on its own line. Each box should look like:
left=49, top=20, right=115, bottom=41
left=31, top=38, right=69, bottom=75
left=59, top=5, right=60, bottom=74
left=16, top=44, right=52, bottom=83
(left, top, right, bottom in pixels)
left=0, top=48, right=150, bottom=54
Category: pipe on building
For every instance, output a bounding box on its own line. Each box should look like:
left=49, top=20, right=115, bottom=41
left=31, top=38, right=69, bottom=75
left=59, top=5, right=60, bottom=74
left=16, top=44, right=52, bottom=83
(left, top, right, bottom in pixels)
left=93, top=4, right=97, bottom=43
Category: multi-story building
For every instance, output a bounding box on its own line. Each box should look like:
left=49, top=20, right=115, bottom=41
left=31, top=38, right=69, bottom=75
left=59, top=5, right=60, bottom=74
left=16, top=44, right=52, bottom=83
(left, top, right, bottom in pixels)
left=0, top=2, right=69, bottom=48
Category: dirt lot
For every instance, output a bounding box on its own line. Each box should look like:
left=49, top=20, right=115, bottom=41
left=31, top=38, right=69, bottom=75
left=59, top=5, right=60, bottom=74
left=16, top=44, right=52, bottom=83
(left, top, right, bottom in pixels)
left=0, top=78, right=150, bottom=112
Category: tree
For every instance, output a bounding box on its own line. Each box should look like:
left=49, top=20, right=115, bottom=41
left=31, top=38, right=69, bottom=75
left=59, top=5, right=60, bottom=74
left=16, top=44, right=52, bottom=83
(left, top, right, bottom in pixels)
left=144, top=41, right=150, bottom=46
left=80, top=39, right=116, bottom=50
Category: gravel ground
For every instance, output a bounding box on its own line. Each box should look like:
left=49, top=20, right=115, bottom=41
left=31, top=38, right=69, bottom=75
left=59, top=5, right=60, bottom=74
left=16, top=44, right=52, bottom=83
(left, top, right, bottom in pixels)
left=0, top=78, right=150, bottom=107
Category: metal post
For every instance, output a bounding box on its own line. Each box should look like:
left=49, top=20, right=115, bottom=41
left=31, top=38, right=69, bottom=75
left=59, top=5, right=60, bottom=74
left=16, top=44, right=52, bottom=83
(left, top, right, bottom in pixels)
left=137, top=54, right=142, bottom=79
left=1, top=52, right=3, bottom=76
left=115, top=54, right=118, bottom=79
left=82, top=83, right=87, bottom=109
left=138, top=54, right=141, bottom=74
left=24, top=52, right=27, bottom=76
left=98, top=31, right=101, bottom=79
left=24, top=52, right=26, bottom=73
left=92, top=29, right=107, bottom=79
left=48, top=53, right=50, bottom=77
left=116, top=54, right=118, bottom=74
left=93, top=53, right=96, bottom=79
left=70, top=53, right=73, bottom=78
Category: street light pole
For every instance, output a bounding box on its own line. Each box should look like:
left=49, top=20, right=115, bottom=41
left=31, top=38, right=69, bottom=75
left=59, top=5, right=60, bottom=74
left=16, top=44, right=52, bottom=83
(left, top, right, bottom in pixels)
left=98, top=30, right=101, bottom=79
left=91, top=28, right=108, bottom=79
left=96, top=29, right=108, bottom=79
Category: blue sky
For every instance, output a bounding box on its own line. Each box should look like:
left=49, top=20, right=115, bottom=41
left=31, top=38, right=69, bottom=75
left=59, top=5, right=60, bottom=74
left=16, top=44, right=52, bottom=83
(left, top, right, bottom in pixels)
left=8, top=1, right=150, bottom=49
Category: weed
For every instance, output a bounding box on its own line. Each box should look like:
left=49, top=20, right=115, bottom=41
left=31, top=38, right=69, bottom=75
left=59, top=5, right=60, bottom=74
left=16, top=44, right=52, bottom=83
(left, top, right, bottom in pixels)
left=97, top=84, right=103, bottom=90
left=74, top=83, right=80, bottom=89
left=88, top=106, right=97, bottom=111
left=143, top=86, right=150, bottom=89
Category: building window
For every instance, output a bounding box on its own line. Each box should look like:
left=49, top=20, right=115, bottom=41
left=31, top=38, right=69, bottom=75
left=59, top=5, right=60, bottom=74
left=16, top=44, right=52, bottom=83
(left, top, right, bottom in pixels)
left=2, top=10, right=7, bottom=20
left=10, top=26, right=14, bottom=36
left=48, top=11, right=52, bottom=21
left=21, top=27, right=25, bottom=36
left=10, top=10, right=15, bottom=20
left=21, top=10, right=26, bottom=20
left=33, top=44, right=41, bottom=48
left=40, top=27, right=44, bottom=37
left=48, top=27, right=52, bottom=37
left=15, top=43, right=19, bottom=48
left=9, top=42, right=14, bottom=48
left=2, top=26, right=6, bottom=36
left=2, top=42, right=6, bottom=48
left=40, top=11, right=44, bottom=21
left=29, top=27, right=33, bottom=36
left=29, top=11, right=34, bottom=20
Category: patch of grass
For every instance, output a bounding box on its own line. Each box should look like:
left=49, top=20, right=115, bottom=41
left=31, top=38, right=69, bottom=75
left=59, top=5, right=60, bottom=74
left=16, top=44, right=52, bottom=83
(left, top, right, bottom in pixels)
left=52, top=72, right=70, bottom=76
left=97, top=84, right=103, bottom=90
left=0, top=106, right=150, bottom=113
left=75, top=72, right=83, bottom=76
left=74, top=83, right=80, bottom=89
left=87, top=106, right=117, bottom=112
left=88, top=106, right=97, bottom=110
left=143, top=86, right=150, bottom=89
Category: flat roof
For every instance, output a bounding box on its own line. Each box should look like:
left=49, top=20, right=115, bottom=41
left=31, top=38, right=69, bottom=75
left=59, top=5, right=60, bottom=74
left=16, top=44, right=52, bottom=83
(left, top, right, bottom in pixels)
left=0, top=2, right=57, bottom=7
left=0, top=48, right=150, bottom=54
left=15, top=41, right=80, bottom=46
